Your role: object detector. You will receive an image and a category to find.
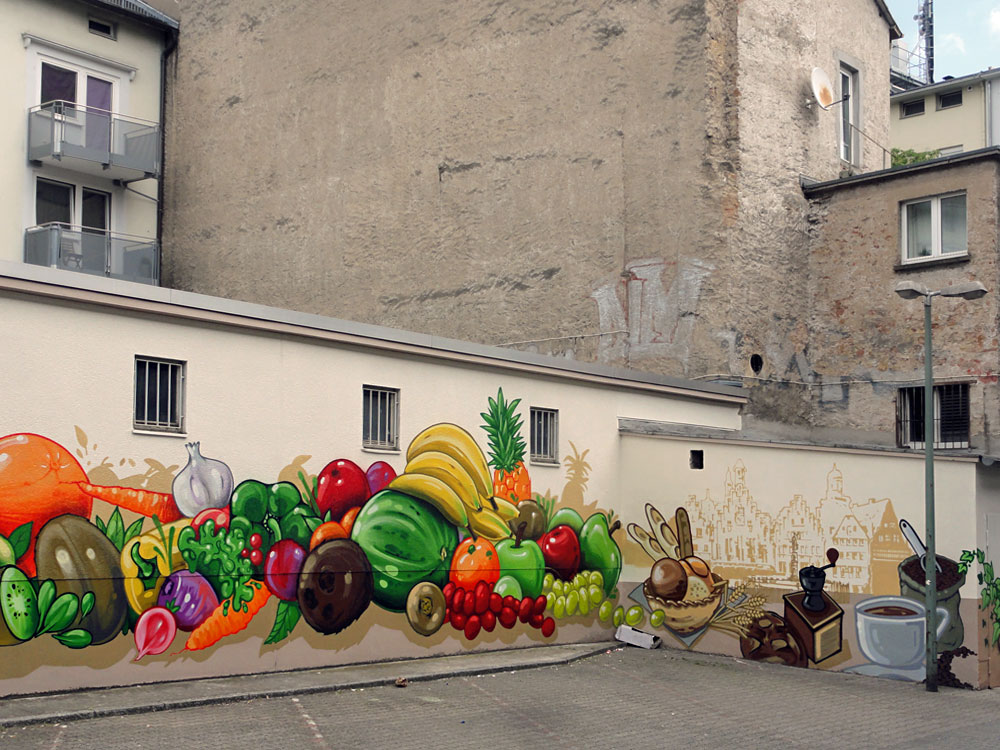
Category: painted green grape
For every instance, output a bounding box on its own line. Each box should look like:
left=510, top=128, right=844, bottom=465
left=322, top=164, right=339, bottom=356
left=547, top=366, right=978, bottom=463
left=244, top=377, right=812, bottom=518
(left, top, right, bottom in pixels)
left=625, top=606, right=645, bottom=627
left=650, top=610, right=665, bottom=628
left=598, top=600, right=614, bottom=622
left=589, top=571, right=604, bottom=589
left=565, top=590, right=580, bottom=616
left=543, top=573, right=555, bottom=592
left=588, top=584, right=603, bottom=605
left=545, top=596, right=554, bottom=611
left=578, top=592, right=591, bottom=616
left=553, top=596, right=566, bottom=619
left=612, top=605, right=625, bottom=627
left=552, top=580, right=564, bottom=597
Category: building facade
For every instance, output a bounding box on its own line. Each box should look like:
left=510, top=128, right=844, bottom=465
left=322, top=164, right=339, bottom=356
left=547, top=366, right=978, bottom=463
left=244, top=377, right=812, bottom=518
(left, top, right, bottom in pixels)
left=2, top=0, right=176, bottom=286
left=159, top=0, right=898, bottom=397
left=891, top=69, right=1000, bottom=157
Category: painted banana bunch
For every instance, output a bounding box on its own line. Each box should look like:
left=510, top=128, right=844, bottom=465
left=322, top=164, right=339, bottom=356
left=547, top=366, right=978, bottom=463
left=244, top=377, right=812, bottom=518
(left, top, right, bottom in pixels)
left=390, top=423, right=514, bottom=540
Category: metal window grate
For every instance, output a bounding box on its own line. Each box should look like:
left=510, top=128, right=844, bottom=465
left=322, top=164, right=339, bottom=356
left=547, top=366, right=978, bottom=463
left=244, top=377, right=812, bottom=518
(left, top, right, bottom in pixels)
left=896, top=383, right=969, bottom=449
left=529, top=407, right=558, bottom=463
left=134, top=356, right=184, bottom=432
left=363, top=385, right=399, bottom=450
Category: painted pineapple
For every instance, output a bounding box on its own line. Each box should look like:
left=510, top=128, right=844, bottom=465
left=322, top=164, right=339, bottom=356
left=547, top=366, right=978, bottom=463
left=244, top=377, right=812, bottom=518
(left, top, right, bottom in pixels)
left=481, top=388, right=532, bottom=504
left=561, top=441, right=591, bottom=507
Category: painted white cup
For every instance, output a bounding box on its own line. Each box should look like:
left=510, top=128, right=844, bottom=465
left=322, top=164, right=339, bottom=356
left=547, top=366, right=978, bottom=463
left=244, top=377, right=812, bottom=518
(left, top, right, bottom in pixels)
left=855, top=595, right=950, bottom=668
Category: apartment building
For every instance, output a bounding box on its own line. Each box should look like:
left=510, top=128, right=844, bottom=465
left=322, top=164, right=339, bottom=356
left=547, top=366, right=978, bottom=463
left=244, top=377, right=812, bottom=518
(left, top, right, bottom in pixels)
left=891, top=68, right=1000, bottom=156
left=2, top=0, right=176, bottom=286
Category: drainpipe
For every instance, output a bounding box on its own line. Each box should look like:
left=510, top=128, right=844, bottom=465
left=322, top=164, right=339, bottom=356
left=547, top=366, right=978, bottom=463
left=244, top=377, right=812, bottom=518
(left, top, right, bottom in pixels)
left=156, top=25, right=179, bottom=286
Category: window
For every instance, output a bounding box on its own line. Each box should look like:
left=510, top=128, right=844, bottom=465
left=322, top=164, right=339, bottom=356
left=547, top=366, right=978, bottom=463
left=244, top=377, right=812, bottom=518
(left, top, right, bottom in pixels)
left=41, top=62, right=77, bottom=107
left=88, top=18, right=117, bottom=40
left=938, top=90, right=962, bottom=109
left=900, top=99, right=925, bottom=118
left=897, top=383, right=970, bottom=449
left=529, top=407, right=558, bottom=463
left=900, top=192, right=967, bottom=262
left=363, top=385, right=399, bottom=450
left=134, top=357, right=185, bottom=433
left=839, top=64, right=859, bottom=164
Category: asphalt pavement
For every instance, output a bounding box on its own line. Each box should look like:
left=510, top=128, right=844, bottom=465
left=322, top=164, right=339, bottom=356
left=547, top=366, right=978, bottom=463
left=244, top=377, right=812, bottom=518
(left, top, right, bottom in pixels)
left=2, top=642, right=999, bottom=749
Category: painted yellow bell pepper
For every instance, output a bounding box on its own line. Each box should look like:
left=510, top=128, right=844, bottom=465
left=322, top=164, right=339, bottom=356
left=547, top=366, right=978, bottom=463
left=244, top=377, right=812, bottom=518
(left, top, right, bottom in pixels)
left=120, top=520, right=189, bottom=614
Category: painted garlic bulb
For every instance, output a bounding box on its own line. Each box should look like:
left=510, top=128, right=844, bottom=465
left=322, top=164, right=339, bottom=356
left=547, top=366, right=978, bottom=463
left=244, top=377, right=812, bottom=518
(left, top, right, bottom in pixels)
left=172, top=442, right=234, bottom=517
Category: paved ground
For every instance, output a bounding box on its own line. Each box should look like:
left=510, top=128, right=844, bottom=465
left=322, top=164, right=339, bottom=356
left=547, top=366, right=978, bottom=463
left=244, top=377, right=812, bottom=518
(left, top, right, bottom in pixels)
left=2, top=643, right=998, bottom=749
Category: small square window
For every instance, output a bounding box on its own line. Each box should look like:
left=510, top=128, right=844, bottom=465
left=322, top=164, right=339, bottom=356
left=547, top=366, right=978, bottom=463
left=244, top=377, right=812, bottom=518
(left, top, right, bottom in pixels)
left=88, top=18, right=117, bottom=40
left=529, top=407, right=558, bottom=463
left=896, top=383, right=969, bottom=449
left=900, top=192, right=967, bottom=263
left=938, top=90, right=962, bottom=109
left=900, top=99, right=925, bottom=118
left=134, top=356, right=185, bottom=433
left=363, top=385, right=399, bottom=450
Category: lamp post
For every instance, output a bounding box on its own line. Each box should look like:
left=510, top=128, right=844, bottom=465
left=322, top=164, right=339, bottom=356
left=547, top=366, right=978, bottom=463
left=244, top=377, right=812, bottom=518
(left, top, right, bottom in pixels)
left=894, top=280, right=988, bottom=692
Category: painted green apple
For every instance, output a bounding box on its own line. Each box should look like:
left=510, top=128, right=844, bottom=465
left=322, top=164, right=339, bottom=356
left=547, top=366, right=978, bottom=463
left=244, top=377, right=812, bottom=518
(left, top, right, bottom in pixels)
left=546, top=507, right=584, bottom=535
left=495, top=523, right=546, bottom=599
left=579, top=513, right=622, bottom=597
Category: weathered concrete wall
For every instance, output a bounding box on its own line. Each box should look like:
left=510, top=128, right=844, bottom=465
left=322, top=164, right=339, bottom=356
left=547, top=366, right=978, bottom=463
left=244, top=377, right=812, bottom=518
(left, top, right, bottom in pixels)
left=804, top=158, right=1000, bottom=450
left=163, top=0, right=735, bottom=378
left=729, top=0, right=893, bottom=428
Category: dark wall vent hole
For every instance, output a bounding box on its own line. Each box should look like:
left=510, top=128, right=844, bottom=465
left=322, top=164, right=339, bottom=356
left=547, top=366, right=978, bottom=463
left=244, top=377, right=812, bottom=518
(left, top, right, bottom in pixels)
left=690, top=450, right=704, bottom=470
left=750, top=354, right=763, bottom=375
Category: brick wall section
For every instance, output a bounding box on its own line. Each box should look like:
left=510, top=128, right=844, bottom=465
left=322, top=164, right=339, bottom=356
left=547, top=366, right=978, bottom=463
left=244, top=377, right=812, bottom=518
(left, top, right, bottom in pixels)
left=804, top=157, right=1000, bottom=450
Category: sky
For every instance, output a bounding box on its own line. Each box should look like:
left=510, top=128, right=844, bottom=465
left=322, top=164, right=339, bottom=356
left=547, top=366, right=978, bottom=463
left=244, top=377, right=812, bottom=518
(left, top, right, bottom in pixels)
left=885, top=0, right=1000, bottom=80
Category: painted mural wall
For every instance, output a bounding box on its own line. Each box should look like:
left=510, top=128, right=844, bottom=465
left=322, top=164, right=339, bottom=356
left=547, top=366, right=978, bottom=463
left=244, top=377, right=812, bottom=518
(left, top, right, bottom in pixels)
left=617, top=434, right=985, bottom=688
left=2, top=278, right=997, bottom=693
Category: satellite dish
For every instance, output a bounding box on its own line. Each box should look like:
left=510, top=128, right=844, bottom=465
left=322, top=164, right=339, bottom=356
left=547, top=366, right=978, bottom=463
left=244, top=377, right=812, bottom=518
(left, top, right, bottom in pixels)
left=811, top=67, right=836, bottom=109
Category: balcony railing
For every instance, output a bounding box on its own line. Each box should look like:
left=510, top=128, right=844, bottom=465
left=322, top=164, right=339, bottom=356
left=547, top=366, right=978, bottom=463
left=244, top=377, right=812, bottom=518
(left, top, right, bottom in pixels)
left=24, top=224, right=159, bottom=286
left=28, top=101, right=161, bottom=180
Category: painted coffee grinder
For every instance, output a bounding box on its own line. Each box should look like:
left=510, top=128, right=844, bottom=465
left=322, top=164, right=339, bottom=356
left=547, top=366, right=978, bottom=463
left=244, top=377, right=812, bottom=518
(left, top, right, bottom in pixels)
left=782, top=547, right=844, bottom=664
left=800, top=547, right=840, bottom=611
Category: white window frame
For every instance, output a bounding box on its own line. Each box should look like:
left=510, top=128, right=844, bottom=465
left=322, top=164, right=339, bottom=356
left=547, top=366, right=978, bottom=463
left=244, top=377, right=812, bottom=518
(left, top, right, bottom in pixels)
left=839, top=63, right=859, bottom=165
left=362, top=385, right=400, bottom=451
left=529, top=407, right=559, bottom=464
left=134, top=356, right=185, bottom=434
left=35, top=176, right=111, bottom=230
left=899, top=191, right=968, bottom=264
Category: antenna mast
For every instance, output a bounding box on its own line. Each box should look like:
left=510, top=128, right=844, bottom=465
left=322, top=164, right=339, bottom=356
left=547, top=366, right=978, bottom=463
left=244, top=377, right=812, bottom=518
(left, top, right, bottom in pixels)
left=915, top=0, right=934, bottom=83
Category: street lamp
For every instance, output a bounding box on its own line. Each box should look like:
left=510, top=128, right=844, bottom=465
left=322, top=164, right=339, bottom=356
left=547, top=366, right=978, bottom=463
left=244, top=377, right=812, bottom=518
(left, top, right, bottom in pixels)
left=894, top=279, right=988, bottom=692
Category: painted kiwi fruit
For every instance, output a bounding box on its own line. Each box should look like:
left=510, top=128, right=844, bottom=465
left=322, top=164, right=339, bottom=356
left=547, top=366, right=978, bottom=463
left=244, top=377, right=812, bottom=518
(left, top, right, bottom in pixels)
left=405, top=582, right=447, bottom=636
left=1, top=565, right=39, bottom=645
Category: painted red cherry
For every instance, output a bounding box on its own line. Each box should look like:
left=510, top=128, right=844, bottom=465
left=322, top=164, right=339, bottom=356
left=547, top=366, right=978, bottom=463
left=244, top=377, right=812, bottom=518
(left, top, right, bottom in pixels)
left=316, top=459, right=371, bottom=518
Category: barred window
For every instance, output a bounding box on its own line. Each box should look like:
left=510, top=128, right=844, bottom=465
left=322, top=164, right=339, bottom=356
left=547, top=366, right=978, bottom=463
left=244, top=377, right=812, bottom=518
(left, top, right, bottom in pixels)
left=363, top=385, right=399, bottom=450
left=134, top=356, right=185, bottom=433
left=529, top=407, right=558, bottom=463
left=896, top=383, right=969, bottom=449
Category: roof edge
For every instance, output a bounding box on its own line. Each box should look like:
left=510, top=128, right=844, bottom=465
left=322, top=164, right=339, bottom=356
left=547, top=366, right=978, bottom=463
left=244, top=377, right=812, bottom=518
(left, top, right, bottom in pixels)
left=0, top=261, right=747, bottom=405
left=870, top=0, right=902, bottom=40
left=891, top=67, right=1000, bottom=100
left=802, top=146, right=1000, bottom=195
left=77, top=0, right=179, bottom=30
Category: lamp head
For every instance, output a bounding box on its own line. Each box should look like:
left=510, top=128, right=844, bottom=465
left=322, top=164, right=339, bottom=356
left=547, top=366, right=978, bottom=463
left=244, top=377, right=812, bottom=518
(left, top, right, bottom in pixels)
left=939, top=281, right=988, bottom=300
left=895, top=281, right=928, bottom=300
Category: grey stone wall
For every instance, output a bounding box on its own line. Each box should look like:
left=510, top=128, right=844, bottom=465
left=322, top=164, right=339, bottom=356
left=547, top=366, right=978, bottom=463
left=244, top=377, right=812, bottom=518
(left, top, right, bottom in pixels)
left=161, top=0, right=901, bottom=431
left=803, top=158, right=1000, bottom=451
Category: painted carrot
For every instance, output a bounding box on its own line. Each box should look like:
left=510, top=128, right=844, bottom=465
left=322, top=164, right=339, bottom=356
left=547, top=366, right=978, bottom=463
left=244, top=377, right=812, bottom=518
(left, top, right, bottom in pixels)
left=184, top=583, right=271, bottom=651
left=77, top=482, right=183, bottom=523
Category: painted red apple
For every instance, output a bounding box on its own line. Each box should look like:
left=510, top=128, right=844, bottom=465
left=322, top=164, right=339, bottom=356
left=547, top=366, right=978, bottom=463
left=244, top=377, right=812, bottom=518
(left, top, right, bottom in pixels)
left=315, top=459, right=370, bottom=518
left=365, top=461, right=397, bottom=495
left=539, top=524, right=581, bottom=581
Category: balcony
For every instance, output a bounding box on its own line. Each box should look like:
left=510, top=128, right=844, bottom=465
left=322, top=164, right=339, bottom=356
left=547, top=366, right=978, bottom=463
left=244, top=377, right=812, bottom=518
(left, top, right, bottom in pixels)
left=28, top=101, right=161, bottom=181
left=24, top=224, right=159, bottom=286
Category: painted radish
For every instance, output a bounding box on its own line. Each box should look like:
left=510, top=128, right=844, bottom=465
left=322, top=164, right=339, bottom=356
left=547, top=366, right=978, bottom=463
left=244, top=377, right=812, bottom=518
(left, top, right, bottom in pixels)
left=0, top=433, right=183, bottom=576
